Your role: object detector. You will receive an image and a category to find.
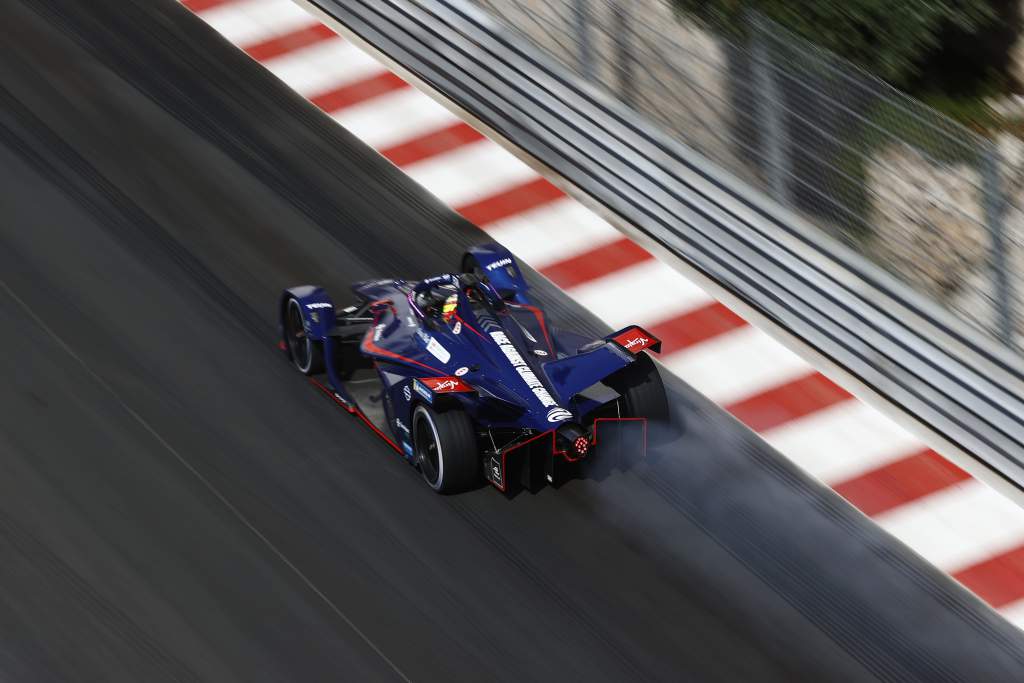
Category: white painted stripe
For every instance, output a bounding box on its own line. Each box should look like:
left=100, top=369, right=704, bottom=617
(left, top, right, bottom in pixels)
left=196, top=0, right=315, bottom=48
left=262, top=38, right=386, bottom=99
left=662, top=325, right=811, bottom=406
left=762, top=400, right=924, bottom=485
left=997, top=599, right=1024, bottom=630
left=331, top=88, right=458, bottom=150
left=875, top=480, right=1024, bottom=572
left=402, top=140, right=538, bottom=208
left=485, top=198, right=621, bottom=268
left=566, top=259, right=712, bottom=331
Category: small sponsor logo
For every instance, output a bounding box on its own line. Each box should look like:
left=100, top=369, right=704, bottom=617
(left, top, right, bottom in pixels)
left=403, top=385, right=412, bottom=402
left=415, top=329, right=430, bottom=345
left=402, top=442, right=414, bottom=457
left=612, top=328, right=657, bottom=353
left=452, top=321, right=462, bottom=335
left=426, top=337, right=451, bottom=363
left=521, top=327, right=537, bottom=343
left=533, top=349, right=548, bottom=357
left=310, top=311, right=320, bottom=323
left=395, top=418, right=410, bottom=435
left=413, top=380, right=433, bottom=403
left=373, top=323, right=386, bottom=342
left=422, top=377, right=471, bottom=392
left=489, top=455, right=503, bottom=487
left=422, top=274, right=458, bottom=286
left=306, top=302, right=332, bottom=309
left=406, top=315, right=418, bottom=328
left=546, top=407, right=572, bottom=423
left=486, top=257, right=513, bottom=271
left=454, top=366, right=469, bottom=376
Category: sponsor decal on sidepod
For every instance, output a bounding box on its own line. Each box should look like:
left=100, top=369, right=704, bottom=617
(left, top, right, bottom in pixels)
left=426, top=337, right=451, bottom=363
left=413, top=380, right=433, bottom=403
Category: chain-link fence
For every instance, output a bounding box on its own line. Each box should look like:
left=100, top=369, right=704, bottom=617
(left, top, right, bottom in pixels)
left=468, top=0, right=1024, bottom=351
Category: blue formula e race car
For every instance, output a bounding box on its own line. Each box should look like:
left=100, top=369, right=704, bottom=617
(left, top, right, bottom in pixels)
left=279, top=242, right=667, bottom=494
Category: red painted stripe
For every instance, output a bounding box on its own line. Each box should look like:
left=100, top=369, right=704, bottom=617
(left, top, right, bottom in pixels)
left=647, top=302, right=747, bottom=355
left=310, top=72, right=408, bottom=113
left=458, top=177, right=564, bottom=226
left=381, top=122, right=485, bottom=167
left=726, top=373, right=852, bottom=433
left=832, top=449, right=970, bottom=517
left=244, top=23, right=337, bottom=62
left=539, top=238, right=651, bottom=289
left=181, top=0, right=236, bottom=10
left=954, top=545, right=1024, bottom=608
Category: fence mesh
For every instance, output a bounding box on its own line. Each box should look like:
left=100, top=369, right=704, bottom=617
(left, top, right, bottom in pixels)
left=468, top=0, right=1024, bottom=350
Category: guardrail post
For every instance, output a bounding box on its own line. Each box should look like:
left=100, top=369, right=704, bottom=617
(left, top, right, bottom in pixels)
left=749, top=14, right=791, bottom=206
left=611, top=3, right=635, bottom=107
left=572, top=0, right=595, bottom=82
left=982, top=146, right=1018, bottom=346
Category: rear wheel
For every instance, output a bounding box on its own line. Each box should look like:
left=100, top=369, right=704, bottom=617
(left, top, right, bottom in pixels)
left=607, top=353, right=668, bottom=423
left=284, top=297, right=324, bottom=375
left=413, top=404, right=480, bottom=493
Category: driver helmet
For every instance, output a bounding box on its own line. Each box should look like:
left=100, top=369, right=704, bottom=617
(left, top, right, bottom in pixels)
left=441, top=293, right=458, bottom=321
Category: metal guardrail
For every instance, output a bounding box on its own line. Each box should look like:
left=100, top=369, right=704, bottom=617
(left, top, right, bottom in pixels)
left=300, top=0, right=1024, bottom=490
left=469, top=0, right=1023, bottom=352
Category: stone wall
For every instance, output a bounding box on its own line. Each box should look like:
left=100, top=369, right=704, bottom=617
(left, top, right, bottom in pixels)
left=865, top=136, right=1024, bottom=342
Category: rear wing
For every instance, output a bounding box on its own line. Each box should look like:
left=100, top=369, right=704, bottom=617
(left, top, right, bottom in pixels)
left=543, top=326, right=660, bottom=401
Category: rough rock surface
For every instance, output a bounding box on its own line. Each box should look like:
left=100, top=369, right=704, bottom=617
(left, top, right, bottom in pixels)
left=865, top=138, right=1024, bottom=345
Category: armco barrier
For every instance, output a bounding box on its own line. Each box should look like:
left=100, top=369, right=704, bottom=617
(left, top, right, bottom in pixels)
left=298, top=0, right=1024, bottom=492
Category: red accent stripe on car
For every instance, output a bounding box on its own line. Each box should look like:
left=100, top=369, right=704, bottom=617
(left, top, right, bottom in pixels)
left=360, top=313, right=444, bottom=374
left=244, top=23, right=337, bottom=62
left=539, top=238, right=651, bottom=290
left=832, top=449, right=971, bottom=517
left=647, top=302, right=747, bottom=355
left=953, top=545, right=1024, bottom=609
left=726, top=373, right=852, bottom=433
left=458, top=178, right=564, bottom=226
left=381, top=122, right=485, bottom=168
left=309, top=378, right=401, bottom=453
left=310, top=72, right=408, bottom=113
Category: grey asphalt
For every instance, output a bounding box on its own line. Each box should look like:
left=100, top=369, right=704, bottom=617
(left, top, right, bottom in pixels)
left=0, top=0, right=1022, bottom=680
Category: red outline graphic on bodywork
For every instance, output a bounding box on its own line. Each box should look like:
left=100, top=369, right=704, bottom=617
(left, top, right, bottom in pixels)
left=309, top=377, right=402, bottom=453
left=489, top=417, right=647, bottom=492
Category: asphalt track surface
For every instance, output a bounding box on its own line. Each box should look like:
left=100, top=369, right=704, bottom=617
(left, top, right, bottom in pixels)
left=1, top=1, right=1023, bottom=680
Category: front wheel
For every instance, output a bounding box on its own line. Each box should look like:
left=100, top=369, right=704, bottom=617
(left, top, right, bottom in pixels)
left=413, top=404, right=480, bottom=493
left=283, top=297, right=324, bottom=375
left=461, top=252, right=483, bottom=278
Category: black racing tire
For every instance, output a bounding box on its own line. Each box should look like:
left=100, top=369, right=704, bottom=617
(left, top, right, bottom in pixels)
left=607, top=353, right=668, bottom=424
left=284, top=297, right=324, bottom=375
left=461, top=252, right=483, bottom=278
left=412, top=404, right=480, bottom=493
